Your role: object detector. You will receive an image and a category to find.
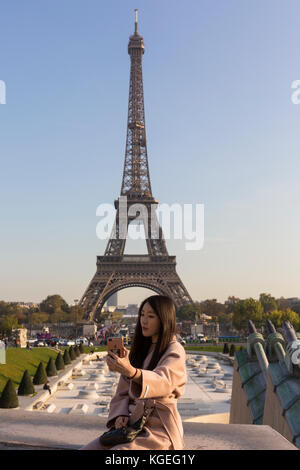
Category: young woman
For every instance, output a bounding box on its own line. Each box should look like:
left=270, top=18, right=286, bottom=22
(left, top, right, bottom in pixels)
left=81, top=294, right=187, bottom=450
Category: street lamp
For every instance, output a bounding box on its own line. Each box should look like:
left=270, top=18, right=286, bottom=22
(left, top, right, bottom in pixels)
left=74, top=299, right=79, bottom=338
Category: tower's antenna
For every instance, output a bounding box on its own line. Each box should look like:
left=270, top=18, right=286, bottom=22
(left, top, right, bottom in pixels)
left=134, top=9, right=138, bottom=34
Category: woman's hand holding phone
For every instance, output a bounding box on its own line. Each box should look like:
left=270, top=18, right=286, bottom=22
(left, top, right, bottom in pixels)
left=106, top=345, right=136, bottom=378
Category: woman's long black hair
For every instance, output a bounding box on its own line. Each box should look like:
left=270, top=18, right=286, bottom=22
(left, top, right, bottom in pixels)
left=129, top=295, right=177, bottom=371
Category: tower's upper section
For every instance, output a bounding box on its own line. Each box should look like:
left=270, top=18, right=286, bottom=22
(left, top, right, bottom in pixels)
left=128, top=9, right=145, bottom=55
left=120, top=9, right=154, bottom=202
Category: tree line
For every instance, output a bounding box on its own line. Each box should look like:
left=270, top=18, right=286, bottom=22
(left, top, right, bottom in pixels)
left=1, top=292, right=299, bottom=336
left=0, top=295, right=85, bottom=335
left=177, top=293, right=300, bottom=333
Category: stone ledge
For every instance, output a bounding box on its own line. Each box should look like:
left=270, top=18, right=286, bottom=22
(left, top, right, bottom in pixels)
left=184, top=412, right=230, bottom=424
left=0, top=409, right=296, bottom=450
left=182, top=422, right=297, bottom=450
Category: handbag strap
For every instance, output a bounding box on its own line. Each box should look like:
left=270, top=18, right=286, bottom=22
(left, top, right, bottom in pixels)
left=142, top=398, right=156, bottom=421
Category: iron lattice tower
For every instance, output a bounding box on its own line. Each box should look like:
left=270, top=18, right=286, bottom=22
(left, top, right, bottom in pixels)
left=79, top=11, right=193, bottom=320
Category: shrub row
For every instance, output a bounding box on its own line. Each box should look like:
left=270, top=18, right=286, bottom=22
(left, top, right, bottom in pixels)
left=222, top=343, right=244, bottom=356
left=0, top=345, right=84, bottom=409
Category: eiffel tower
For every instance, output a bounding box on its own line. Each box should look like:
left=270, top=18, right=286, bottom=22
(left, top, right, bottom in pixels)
left=79, top=11, right=193, bottom=320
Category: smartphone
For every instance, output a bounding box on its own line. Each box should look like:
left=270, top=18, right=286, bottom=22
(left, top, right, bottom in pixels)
left=107, top=336, right=125, bottom=358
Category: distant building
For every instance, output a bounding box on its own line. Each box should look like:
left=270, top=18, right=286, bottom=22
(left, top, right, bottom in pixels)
left=106, top=292, right=118, bottom=307
left=191, top=324, right=204, bottom=336
left=127, top=304, right=138, bottom=316
left=203, top=322, right=220, bottom=338
left=0, top=340, right=6, bottom=364
left=15, top=302, right=39, bottom=309
left=114, top=307, right=127, bottom=316
left=102, top=306, right=116, bottom=313
left=199, top=313, right=212, bottom=321
left=82, top=323, right=97, bottom=338
left=287, top=297, right=300, bottom=305
left=12, top=328, right=27, bottom=348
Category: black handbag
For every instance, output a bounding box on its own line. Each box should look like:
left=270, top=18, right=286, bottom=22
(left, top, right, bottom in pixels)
left=99, top=401, right=154, bottom=446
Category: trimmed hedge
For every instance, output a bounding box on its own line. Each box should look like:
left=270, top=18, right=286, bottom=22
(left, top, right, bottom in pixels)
left=69, top=346, right=76, bottom=361
left=33, top=361, right=48, bottom=385
left=0, top=379, right=19, bottom=408
left=55, top=352, right=65, bottom=371
left=18, top=369, right=34, bottom=396
left=46, top=357, right=57, bottom=377
left=229, top=344, right=236, bottom=357
left=63, top=349, right=71, bottom=365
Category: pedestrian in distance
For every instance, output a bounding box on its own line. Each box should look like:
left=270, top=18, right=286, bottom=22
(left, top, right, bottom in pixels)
left=43, top=381, right=51, bottom=395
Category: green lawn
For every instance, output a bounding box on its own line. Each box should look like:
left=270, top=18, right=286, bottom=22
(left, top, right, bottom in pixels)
left=0, top=347, right=60, bottom=393
left=184, top=345, right=224, bottom=353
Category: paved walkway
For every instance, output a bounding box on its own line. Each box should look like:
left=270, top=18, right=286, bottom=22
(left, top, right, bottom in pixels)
left=19, top=351, right=233, bottom=420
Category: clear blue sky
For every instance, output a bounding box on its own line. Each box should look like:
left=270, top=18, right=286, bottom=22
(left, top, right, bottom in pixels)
left=1, top=0, right=300, bottom=307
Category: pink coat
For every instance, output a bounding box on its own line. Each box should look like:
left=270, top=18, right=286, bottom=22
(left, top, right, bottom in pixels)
left=105, top=337, right=187, bottom=450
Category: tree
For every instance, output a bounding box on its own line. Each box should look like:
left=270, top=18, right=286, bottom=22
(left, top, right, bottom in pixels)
left=69, top=305, right=85, bottom=323
left=46, top=357, right=57, bottom=377
left=199, top=299, right=226, bottom=318
left=276, top=297, right=291, bottom=310
left=0, top=301, right=9, bottom=315
left=224, top=296, right=241, bottom=314
left=177, top=303, right=200, bottom=322
left=0, top=315, right=18, bottom=334
left=232, top=298, right=264, bottom=332
left=216, top=312, right=233, bottom=334
left=55, top=352, right=65, bottom=371
left=33, top=362, right=48, bottom=385
left=292, top=303, right=300, bottom=316
left=30, top=312, right=49, bottom=325
left=264, top=308, right=300, bottom=330
left=0, top=379, right=19, bottom=408
left=263, top=310, right=282, bottom=328
left=69, top=346, right=76, bottom=361
left=280, top=308, right=300, bottom=330
left=14, top=310, right=26, bottom=325
left=49, top=310, right=69, bottom=324
left=18, top=370, right=35, bottom=396
left=259, top=293, right=277, bottom=314
left=39, top=295, right=70, bottom=315
left=63, top=349, right=71, bottom=365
